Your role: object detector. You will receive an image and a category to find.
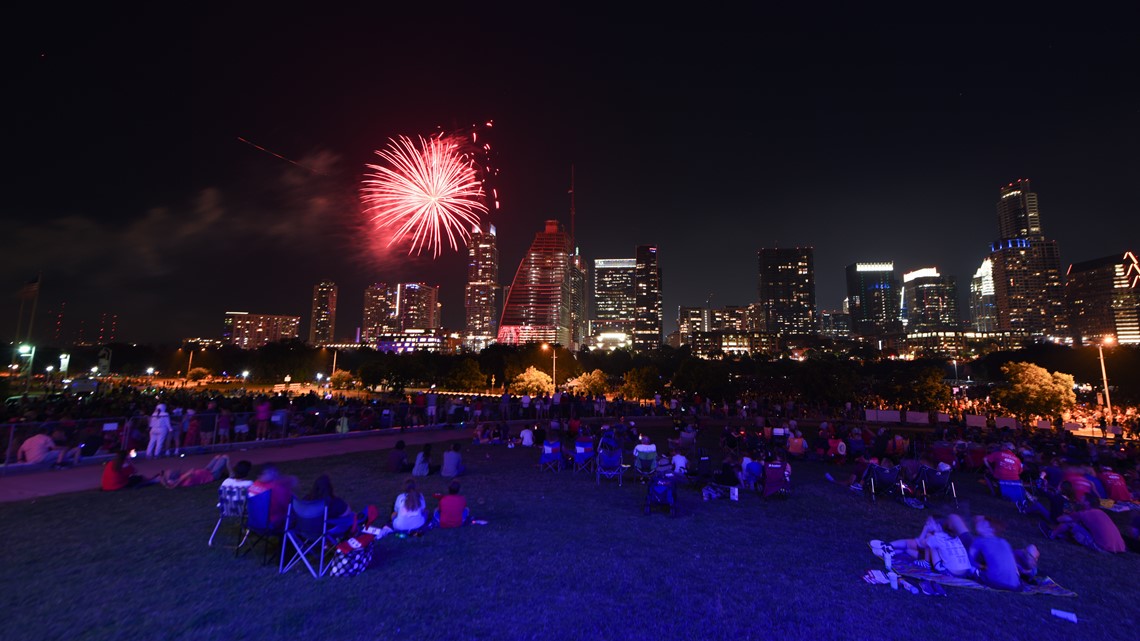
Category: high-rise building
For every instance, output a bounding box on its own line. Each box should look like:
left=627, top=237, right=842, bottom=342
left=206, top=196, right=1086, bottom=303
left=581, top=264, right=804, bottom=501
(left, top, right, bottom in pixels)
left=845, top=262, right=900, bottom=337
left=709, top=306, right=749, bottom=332
left=498, top=220, right=575, bottom=346
left=1066, top=252, right=1140, bottom=345
left=309, top=281, right=337, bottom=345
left=970, top=258, right=997, bottom=332
left=362, top=283, right=399, bottom=342
left=677, top=306, right=709, bottom=346
left=395, top=283, right=440, bottom=331
left=989, top=179, right=1066, bottom=337
left=569, top=252, right=589, bottom=350
left=900, top=267, right=958, bottom=334
left=757, top=247, right=816, bottom=335
left=633, top=245, right=663, bottom=352
left=818, top=309, right=852, bottom=339
left=224, top=311, right=301, bottom=349
left=592, top=258, right=637, bottom=338
left=464, top=224, right=499, bottom=351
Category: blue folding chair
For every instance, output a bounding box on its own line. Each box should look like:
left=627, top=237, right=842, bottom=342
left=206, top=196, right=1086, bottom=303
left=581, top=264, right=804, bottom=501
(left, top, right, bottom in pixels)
left=279, top=498, right=355, bottom=578
left=539, top=439, right=562, bottom=472
left=573, top=437, right=596, bottom=473
left=237, top=490, right=284, bottom=564
left=595, top=437, right=624, bottom=486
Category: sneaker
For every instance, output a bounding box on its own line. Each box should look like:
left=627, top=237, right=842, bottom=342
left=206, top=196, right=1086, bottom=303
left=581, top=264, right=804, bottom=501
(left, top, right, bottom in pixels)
left=914, top=560, right=931, bottom=570
left=850, top=482, right=863, bottom=492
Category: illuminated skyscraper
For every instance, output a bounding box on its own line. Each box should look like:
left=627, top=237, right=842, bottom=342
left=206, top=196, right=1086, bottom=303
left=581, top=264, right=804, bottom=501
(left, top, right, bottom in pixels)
left=677, top=306, right=708, bottom=346
left=900, top=267, right=958, bottom=333
left=464, top=224, right=499, bottom=351
left=757, top=247, right=816, bottom=335
left=845, top=262, right=900, bottom=337
left=362, top=283, right=399, bottom=342
left=395, top=283, right=440, bottom=331
left=989, top=179, right=1065, bottom=337
left=309, top=281, right=337, bottom=345
left=224, top=312, right=301, bottom=349
left=633, top=245, right=663, bottom=352
left=498, top=220, right=575, bottom=346
left=970, top=258, right=997, bottom=332
left=592, top=258, right=636, bottom=341
left=1066, top=252, right=1140, bottom=345
left=569, top=252, right=589, bottom=350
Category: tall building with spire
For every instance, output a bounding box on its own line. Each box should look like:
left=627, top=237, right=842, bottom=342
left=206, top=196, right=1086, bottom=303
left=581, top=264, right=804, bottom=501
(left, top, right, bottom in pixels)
left=498, top=220, right=576, bottom=346
left=988, top=179, right=1065, bottom=337
left=464, top=224, right=499, bottom=351
left=632, top=245, right=663, bottom=352
left=757, top=246, right=816, bottom=336
left=309, top=281, right=337, bottom=345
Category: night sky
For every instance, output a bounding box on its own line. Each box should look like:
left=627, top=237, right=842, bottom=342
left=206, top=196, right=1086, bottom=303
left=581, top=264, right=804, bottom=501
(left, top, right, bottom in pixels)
left=5, top=9, right=1139, bottom=344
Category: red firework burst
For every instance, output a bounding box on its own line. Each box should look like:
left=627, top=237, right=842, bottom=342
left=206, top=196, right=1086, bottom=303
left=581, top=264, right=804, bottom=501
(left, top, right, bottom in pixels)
left=361, top=134, right=488, bottom=257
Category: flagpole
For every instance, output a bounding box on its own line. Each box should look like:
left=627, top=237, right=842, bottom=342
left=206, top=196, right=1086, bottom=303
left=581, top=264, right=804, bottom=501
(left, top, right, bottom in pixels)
left=25, top=274, right=41, bottom=343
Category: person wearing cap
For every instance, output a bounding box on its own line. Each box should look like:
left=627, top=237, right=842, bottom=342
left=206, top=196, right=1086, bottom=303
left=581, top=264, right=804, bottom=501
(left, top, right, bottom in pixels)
left=983, top=442, right=1022, bottom=496
left=146, top=403, right=171, bottom=459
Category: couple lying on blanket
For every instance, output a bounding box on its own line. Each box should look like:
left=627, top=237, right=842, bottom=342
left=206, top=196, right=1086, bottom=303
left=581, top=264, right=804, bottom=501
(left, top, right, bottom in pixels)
left=873, top=514, right=1039, bottom=591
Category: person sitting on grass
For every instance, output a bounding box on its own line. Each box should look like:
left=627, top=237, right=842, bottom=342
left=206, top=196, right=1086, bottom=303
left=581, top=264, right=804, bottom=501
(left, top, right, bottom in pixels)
left=442, top=443, right=466, bottom=478
left=702, top=453, right=740, bottom=501
left=392, top=478, right=428, bottom=534
left=101, top=450, right=154, bottom=491
left=878, top=516, right=972, bottom=577
left=983, top=443, right=1023, bottom=496
left=671, top=448, right=689, bottom=476
left=786, top=430, right=807, bottom=460
left=158, top=454, right=233, bottom=489
left=947, top=514, right=1023, bottom=591
left=432, top=480, right=472, bottom=528
left=387, top=440, right=413, bottom=474
left=413, top=444, right=440, bottom=477
left=519, top=424, right=535, bottom=447
left=1041, top=494, right=1127, bottom=553
left=305, top=473, right=351, bottom=518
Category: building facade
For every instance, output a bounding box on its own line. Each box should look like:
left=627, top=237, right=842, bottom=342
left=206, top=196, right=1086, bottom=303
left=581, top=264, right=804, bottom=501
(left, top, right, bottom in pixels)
left=591, top=258, right=637, bottom=349
left=900, top=267, right=958, bottom=334
left=1066, top=251, right=1140, bottom=345
left=757, top=247, right=816, bottom=336
left=988, top=179, right=1066, bottom=337
left=309, top=281, right=337, bottom=345
left=498, top=220, right=576, bottom=347
left=632, top=245, right=663, bottom=352
left=224, top=312, right=301, bottom=349
left=970, top=258, right=997, bottom=333
left=464, top=224, right=499, bottom=351
left=845, top=262, right=900, bottom=338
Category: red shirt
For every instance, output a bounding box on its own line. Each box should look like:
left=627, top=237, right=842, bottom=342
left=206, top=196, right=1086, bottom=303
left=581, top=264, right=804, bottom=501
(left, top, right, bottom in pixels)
left=1071, top=509, right=1126, bottom=553
left=101, top=461, right=135, bottom=491
left=1098, top=471, right=1131, bottom=502
left=438, top=494, right=467, bottom=528
left=985, top=451, right=1022, bottom=481
left=1063, top=473, right=1095, bottom=502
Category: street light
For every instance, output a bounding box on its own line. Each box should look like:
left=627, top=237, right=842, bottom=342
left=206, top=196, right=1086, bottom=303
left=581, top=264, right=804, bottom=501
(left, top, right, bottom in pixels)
left=541, top=343, right=557, bottom=391
left=17, top=344, right=35, bottom=391
left=1098, top=335, right=1115, bottom=428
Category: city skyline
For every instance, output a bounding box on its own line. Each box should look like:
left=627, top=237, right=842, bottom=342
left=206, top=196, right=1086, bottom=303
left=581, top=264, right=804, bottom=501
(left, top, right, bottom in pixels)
left=4, top=11, right=1139, bottom=344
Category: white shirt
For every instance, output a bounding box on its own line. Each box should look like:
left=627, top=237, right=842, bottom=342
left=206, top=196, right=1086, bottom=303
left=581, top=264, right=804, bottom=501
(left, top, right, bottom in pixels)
left=672, top=453, right=689, bottom=474
left=520, top=428, right=534, bottom=447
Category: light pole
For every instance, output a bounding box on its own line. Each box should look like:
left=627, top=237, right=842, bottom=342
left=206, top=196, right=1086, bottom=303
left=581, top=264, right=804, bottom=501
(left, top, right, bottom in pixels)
left=1098, top=335, right=1115, bottom=428
left=17, top=344, right=36, bottom=392
left=951, top=359, right=958, bottom=383
left=541, top=343, right=557, bottom=391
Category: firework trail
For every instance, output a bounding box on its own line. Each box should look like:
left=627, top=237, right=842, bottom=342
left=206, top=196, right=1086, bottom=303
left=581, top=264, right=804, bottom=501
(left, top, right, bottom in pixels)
left=361, top=128, right=492, bottom=257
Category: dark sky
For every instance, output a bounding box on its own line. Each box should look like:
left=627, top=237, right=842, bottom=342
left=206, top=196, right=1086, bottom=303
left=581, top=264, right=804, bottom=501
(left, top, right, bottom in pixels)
left=4, top=8, right=1139, bottom=345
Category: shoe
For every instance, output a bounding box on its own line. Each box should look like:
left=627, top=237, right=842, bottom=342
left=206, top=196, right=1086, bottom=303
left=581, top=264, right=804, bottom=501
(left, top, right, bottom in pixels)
left=869, top=540, right=894, bottom=559
left=850, top=482, right=863, bottom=492
left=824, top=472, right=835, bottom=482
left=899, top=578, right=920, bottom=595
left=914, top=560, right=931, bottom=570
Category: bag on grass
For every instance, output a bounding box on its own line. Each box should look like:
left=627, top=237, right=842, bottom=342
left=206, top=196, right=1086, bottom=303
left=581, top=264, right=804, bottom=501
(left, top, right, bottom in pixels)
left=329, top=534, right=375, bottom=577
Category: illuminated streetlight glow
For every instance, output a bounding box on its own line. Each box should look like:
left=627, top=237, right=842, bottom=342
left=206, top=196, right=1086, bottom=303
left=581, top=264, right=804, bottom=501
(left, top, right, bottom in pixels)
left=541, top=343, right=557, bottom=391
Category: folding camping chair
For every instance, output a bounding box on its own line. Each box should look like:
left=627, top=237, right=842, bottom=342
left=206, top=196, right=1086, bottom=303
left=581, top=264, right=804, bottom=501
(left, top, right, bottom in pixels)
left=237, top=490, right=284, bottom=565
left=760, top=462, right=791, bottom=499
left=279, top=498, right=355, bottom=578
left=645, top=473, right=677, bottom=516
left=573, top=436, right=596, bottom=473
left=209, top=484, right=249, bottom=547
left=916, top=465, right=958, bottom=508
left=863, top=464, right=904, bottom=502
left=998, top=479, right=1027, bottom=503
left=595, top=436, right=624, bottom=486
left=539, top=439, right=563, bottom=472
left=633, top=449, right=658, bottom=482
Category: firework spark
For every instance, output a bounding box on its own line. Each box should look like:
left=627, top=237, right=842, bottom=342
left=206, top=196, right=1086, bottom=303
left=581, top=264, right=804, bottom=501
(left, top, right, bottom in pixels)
left=361, top=134, right=488, bottom=258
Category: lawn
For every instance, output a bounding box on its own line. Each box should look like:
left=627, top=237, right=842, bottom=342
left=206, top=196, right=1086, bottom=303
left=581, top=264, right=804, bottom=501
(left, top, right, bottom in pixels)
left=2, top=425, right=1137, bottom=641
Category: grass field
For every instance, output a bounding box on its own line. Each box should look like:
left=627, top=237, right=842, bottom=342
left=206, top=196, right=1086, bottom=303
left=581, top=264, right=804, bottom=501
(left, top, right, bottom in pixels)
left=2, top=426, right=1137, bottom=641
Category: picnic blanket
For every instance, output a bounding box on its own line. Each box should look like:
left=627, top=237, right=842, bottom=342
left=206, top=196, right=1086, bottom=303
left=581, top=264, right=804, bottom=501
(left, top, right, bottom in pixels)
left=890, top=555, right=1077, bottom=597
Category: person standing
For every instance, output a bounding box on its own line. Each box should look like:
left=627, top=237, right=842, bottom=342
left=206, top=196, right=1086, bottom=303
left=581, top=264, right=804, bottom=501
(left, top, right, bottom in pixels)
left=146, top=404, right=171, bottom=459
